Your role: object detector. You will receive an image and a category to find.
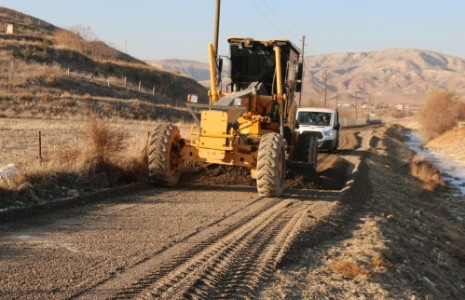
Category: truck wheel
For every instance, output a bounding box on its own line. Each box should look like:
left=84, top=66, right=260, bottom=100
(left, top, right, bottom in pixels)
left=257, top=133, right=285, bottom=197
left=296, top=133, right=318, bottom=171
left=328, top=138, right=339, bottom=153
left=308, top=134, right=318, bottom=171
left=148, top=124, right=182, bottom=187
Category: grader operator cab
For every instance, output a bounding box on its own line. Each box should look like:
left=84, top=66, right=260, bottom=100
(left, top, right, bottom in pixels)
left=148, top=37, right=318, bottom=196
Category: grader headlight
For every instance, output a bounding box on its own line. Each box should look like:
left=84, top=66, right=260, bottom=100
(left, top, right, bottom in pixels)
left=244, top=38, right=254, bottom=47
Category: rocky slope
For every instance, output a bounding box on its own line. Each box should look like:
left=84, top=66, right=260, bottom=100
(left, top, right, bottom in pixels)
left=0, top=7, right=208, bottom=120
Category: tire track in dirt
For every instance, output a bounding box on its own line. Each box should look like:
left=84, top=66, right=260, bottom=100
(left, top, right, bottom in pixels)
left=137, top=201, right=312, bottom=300
left=74, top=195, right=280, bottom=299
left=76, top=199, right=316, bottom=299
left=338, top=128, right=361, bottom=151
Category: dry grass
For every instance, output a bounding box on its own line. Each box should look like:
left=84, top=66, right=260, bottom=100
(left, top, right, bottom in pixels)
left=329, top=255, right=389, bottom=279
left=370, top=255, right=390, bottom=269
left=0, top=116, right=149, bottom=208
left=330, top=259, right=371, bottom=278
left=409, top=155, right=445, bottom=192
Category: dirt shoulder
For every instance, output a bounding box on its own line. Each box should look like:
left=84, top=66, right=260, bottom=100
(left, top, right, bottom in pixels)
left=1, top=122, right=465, bottom=299
left=260, top=123, right=465, bottom=299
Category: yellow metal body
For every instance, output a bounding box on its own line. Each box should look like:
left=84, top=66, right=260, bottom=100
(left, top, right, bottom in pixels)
left=208, top=44, right=219, bottom=104
left=182, top=38, right=300, bottom=178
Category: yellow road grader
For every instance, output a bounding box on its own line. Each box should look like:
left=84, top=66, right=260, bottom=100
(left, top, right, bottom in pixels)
left=148, top=37, right=318, bottom=196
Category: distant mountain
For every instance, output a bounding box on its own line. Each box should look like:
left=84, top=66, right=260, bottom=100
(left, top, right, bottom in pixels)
left=303, top=49, right=465, bottom=106
left=150, top=49, right=465, bottom=107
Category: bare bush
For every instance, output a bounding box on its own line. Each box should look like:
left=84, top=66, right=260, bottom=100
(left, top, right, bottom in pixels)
left=417, top=89, right=460, bottom=141
left=409, top=155, right=445, bottom=192
left=77, top=115, right=126, bottom=174
left=53, top=28, right=83, bottom=52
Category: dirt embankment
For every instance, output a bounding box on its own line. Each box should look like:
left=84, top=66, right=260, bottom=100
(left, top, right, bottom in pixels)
left=426, top=127, right=465, bottom=162
left=260, top=124, right=465, bottom=299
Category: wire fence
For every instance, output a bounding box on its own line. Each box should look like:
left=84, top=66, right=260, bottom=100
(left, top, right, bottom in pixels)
left=2, top=59, right=176, bottom=102
left=0, top=128, right=80, bottom=166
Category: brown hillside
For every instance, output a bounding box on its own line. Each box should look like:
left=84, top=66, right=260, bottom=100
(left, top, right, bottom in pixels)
left=153, top=48, right=465, bottom=109
left=0, top=7, right=207, bottom=120
left=303, top=49, right=465, bottom=107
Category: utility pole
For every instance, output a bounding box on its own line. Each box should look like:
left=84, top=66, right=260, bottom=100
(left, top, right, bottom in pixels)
left=213, top=0, right=221, bottom=57
left=299, top=35, right=305, bottom=107
left=324, top=68, right=328, bottom=107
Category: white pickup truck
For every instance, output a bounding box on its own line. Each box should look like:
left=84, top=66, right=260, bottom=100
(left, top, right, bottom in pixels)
left=295, top=107, right=341, bottom=152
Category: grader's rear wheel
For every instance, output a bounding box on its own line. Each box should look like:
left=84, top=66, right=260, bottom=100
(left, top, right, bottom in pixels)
left=295, top=132, right=318, bottom=171
left=257, top=133, right=285, bottom=197
left=148, top=124, right=182, bottom=187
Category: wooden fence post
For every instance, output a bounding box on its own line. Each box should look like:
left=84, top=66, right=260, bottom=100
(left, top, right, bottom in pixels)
left=146, top=131, right=150, bottom=156
left=38, top=131, right=42, bottom=165
left=124, top=76, right=127, bottom=88
left=138, top=81, right=142, bottom=93
left=10, top=60, right=14, bottom=80
left=107, top=78, right=110, bottom=87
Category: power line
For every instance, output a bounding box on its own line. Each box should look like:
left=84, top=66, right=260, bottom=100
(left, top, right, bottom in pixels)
left=265, top=0, right=301, bottom=41
left=251, top=0, right=288, bottom=38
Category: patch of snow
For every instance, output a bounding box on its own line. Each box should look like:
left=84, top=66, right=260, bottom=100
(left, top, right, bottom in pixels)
left=0, top=164, right=19, bottom=181
left=405, top=131, right=465, bottom=196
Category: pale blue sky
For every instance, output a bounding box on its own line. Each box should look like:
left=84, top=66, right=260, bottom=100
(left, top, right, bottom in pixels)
left=2, top=0, right=464, bottom=61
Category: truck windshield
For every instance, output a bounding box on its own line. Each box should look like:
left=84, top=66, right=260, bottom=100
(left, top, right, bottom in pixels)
left=297, top=112, right=332, bottom=126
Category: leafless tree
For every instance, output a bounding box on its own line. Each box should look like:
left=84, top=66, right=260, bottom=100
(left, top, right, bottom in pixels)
left=417, top=89, right=460, bottom=141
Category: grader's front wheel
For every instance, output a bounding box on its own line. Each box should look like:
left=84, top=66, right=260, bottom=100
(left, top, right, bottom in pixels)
left=148, top=124, right=182, bottom=187
left=256, top=133, right=285, bottom=197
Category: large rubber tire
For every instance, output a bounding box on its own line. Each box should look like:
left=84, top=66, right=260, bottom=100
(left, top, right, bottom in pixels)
left=309, top=135, right=318, bottom=171
left=295, top=133, right=318, bottom=171
left=257, top=133, right=285, bottom=197
left=329, top=136, right=339, bottom=153
left=148, top=124, right=182, bottom=187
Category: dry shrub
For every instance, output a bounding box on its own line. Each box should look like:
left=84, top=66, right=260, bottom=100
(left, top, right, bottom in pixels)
left=77, top=115, right=126, bottom=174
left=44, top=74, right=59, bottom=85
left=53, top=28, right=83, bottom=52
left=417, top=89, right=460, bottom=141
left=32, top=68, right=48, bottom=80
left=370, top=255, right=389, bottom=269
left=61, top=91, right=72, bottom=98
left=36, top=91, right=52, bottom=102
left=330, top=259, right=371, bottom=278
left=13, top=92, right=33, bottom=101
left=409, top=155, right=445, bottom=192
left=1, top=117, right=147, bottom=207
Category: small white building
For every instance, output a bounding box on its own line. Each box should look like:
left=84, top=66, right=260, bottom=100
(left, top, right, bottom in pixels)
left=6, top=23, right=17, bottom=35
